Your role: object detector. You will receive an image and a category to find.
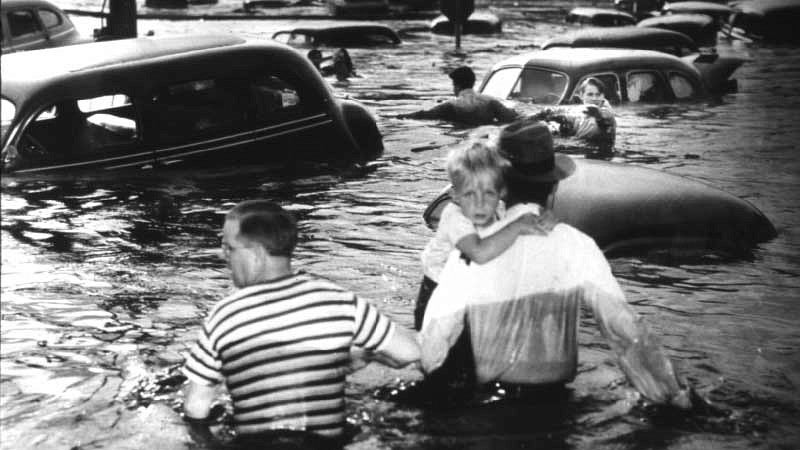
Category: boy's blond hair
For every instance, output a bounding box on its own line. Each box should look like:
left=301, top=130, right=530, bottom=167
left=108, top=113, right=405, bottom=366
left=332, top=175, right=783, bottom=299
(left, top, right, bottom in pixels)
left=446, top=141, right=510, bottom=191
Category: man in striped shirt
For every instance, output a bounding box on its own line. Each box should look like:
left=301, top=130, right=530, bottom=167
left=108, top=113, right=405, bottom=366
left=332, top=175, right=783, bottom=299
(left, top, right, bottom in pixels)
left=182, top=200, right=420, bottom=446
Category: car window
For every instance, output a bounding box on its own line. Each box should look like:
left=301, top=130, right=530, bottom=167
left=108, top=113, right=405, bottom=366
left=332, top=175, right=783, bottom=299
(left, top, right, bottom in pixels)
left=511, top=68, right=568, bottom=105
left=78, top=94, right=132, bottom=113
left=1, top=98, right=16, bottom=142
left=250, top=75, right=300, bottom=119
left=38, top=9, right=62, bottom=29
left=481, top=67, right=522, bottom=99
left=627, top=71, right=666, bottom=103
left=668, top=72, right=696, bottom=99
left=574, top=73, right=621, bottom=105
left=17, top=96, right=140, bottom=162
left=8, top=10, right=42, bottom=37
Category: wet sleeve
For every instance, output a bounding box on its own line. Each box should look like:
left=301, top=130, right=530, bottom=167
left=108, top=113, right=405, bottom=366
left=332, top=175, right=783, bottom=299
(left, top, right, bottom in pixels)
left=352, top=295, right=396, bottom=352
left=182, top=324, right=224, bottom=387
left=439, top=203, right=476, bottom=247
left=419, top=251, right=469, bottom=373
left=579, top=239, right=684, bottom=404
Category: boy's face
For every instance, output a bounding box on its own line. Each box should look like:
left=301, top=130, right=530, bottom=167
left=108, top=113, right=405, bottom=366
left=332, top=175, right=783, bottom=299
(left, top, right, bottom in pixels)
left=221, top=218, right=266, bottom=288
left=453, top=172, right=504, bottom=228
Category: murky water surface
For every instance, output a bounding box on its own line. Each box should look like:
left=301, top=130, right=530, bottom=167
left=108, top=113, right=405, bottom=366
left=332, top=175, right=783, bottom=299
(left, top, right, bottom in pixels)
left=2, top=1, right=799, bottom=448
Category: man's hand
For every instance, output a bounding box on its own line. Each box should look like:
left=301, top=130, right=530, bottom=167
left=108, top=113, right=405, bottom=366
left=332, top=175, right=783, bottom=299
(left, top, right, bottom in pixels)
left=584, top=104, right=602, bottom=119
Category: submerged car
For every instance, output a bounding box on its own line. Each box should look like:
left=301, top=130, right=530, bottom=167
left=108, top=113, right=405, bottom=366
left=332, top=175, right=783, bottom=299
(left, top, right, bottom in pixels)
left=637, top=13, right=718, bottom=47
left=478, top=48, right=718, bottom=107
left=326, top=0, right=390, bottom=17
left=661, top=1, right=734, bottom=26
left=0, top=35, right=383, bottom=174
left=1, top=0, right=86, bottom=54
left=725, top=0, right=800, bottom=44
left=272, top=23, right=401, bottom=47
left=565, top=7, right=637, bottom=27
left=540, top=27, right=745, bottom=93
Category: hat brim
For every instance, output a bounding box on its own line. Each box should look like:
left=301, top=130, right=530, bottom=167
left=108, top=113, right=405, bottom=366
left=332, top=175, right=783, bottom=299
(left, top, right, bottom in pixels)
left=507, top=153, right=576, bottom=183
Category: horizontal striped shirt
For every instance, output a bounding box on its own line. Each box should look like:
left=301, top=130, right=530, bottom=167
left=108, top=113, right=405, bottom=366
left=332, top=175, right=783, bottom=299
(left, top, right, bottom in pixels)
left=183, top=272, right=396, bottom=438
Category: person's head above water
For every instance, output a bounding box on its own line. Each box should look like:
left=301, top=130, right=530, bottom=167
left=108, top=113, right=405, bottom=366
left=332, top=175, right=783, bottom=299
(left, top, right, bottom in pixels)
left=307, top=48, right=323, bottom=69
left=222, top=200, right=298, bottom=288
left=449, top=66, right=477, bottom=95
left=497, top=118, right=576, bottom=206
left=578, top=77, right=607, bottom=106
left=446, top=142, right=511, bottom=228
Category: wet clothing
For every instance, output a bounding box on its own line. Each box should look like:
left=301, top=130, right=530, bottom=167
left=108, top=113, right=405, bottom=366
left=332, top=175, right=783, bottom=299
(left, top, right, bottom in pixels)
left=533, top=103, right=616, bottom=153
left=420, top=204, right=684, bottom=403
left=420, top=201, right=513, bottom=282
left=407, top=88, right=519, bottom=126
left=182, top=272, right=395, bottom=438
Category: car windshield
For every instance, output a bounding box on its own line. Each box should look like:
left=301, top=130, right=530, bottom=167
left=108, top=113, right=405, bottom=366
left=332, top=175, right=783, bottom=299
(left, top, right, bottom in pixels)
left=484, top=68, right=568, bottom=105
left=1, top=98, right=16, bottom=143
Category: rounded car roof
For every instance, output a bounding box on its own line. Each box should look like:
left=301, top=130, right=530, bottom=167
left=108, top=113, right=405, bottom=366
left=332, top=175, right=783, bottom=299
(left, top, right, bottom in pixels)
left=493, top=47, right=698, bottom=74
left=1, top=0, right=65, bottom=9
left=638, top=13, right=715, bottom=27
left=568, top=7, right=635, bottom=17
left=1, top=35, right=318, bottom=108
left=663, top=1, right=734, bottom=13
left=542, top=27, right=697, bottom=51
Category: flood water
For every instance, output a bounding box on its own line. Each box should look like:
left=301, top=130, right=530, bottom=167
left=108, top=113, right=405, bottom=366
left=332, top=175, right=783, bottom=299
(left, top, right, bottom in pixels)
left=2, top=1, right=799, bottom=449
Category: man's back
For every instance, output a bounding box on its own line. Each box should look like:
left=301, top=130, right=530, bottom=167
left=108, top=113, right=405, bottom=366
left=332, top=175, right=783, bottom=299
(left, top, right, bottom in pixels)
left=183, top=272, right=394, bottom=437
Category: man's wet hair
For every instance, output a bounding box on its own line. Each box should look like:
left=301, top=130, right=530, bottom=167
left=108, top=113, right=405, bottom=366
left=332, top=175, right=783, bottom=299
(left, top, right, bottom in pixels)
left=449, top=66, right=476, bottom=90
left=579, top=77, right=606, bottom=95
left=227, top=200, right=298, bottom=257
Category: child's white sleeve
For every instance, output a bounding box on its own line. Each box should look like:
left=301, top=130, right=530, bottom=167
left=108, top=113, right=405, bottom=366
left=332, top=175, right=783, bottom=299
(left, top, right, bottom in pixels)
left=440, top=202, right=477, bottom=245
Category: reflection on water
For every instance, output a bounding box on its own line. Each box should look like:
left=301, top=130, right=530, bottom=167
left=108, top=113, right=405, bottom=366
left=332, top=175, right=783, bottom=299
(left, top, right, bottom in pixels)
left=2, top=4, right=800, bottom=449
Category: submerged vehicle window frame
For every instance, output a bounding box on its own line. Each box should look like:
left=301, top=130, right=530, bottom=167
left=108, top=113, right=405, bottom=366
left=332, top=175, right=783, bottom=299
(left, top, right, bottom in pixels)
left=625, top=70, right=668, bottom=103
left=1, top=98, right=17, bottom=144
left=508, top=67, right=569, bottom=105
left=481, top=66, right=523, bottom=100
left=667, top=71, right=698, bottom=100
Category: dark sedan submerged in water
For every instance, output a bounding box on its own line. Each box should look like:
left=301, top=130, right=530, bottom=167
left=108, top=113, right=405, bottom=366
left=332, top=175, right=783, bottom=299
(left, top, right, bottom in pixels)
left=0, top=35, right=383, bottom=174
left=479, top=48, right=725, bottom=107
left=725, top=0, right=800, bottom=44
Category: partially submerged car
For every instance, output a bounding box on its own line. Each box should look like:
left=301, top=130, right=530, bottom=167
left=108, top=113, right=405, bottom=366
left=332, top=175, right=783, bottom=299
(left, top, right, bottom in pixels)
left=540, top=27, right=745, bottom=93
left=1, top=35, right=383, bottom=174
left=637, top=13, right=718, bottom=47
left=724, top=0, right=800, bottom=44
left=542, top=26, right=699, bottom=57
left=613, top=0, right=664, bottom=20
left=326, top=0, right=390, bottom=17
left=565, top=7, right=637, bottom=27
left=661, top=1, right=734, bottom=26
left=272, top=23, right=401, bottom=47
left=430, top=10, right=503, bottom=35
left=478, top=48, right=717, bottom=107
left=1, top=0, right=86, bottom=54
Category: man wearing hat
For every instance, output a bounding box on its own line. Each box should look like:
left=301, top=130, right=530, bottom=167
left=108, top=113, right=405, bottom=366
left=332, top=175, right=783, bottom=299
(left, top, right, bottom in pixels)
left=399, top=66, right=519, bottom=126
left=419, top=118, right=692, bottom=408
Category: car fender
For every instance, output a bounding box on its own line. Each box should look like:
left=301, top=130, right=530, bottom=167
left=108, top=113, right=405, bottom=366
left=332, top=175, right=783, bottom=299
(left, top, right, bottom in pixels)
left=338, top=99, right=384, bottom=161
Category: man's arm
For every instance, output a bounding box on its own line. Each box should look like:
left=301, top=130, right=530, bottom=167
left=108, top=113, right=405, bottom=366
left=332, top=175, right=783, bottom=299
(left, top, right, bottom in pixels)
left=371, top=326, right=421, bottom=368
left=399, top=101, right=454, bottom=121
left=456, top=213, right=551, bottom=264
left=491, top=99, right=520, bottom=123
left=183, top=380, right=217, bottom=419
left=580, top=244, right=690, bottom=408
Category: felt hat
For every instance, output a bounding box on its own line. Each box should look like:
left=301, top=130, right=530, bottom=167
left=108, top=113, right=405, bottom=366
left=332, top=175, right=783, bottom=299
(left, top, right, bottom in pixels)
left=498, top=118, right=575, bottom=182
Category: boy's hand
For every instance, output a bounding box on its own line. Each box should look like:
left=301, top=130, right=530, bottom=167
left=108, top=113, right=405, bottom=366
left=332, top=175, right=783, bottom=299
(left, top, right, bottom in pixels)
left=515, top=212, right=557, bottom=235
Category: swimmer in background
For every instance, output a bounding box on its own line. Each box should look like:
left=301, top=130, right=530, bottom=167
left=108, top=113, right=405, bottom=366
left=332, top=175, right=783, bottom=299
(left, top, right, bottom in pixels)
left=307, top=48, right=358, bottom=81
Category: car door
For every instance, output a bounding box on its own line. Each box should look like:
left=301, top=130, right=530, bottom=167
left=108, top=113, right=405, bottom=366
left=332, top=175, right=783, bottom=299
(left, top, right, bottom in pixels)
left=8, top=94, right=152, bottom=173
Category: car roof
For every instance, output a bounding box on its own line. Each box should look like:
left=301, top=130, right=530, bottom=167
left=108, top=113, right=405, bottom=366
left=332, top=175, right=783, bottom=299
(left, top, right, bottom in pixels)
left=733, top=0, right=800, bottom=15
left=1, top=35, right=319, bottom=111
left=272, top=23, right=400, bottom=44
left=495, top=47, right=696, bottom=72
left=638, top=13, right=715, bottom=27
left=542, top=27, right=698, bottom=52
left=568, top=7, right=635, bottom=17
left=663, top=1, right=734, bottom=13
left=1, top=0, right=64, bottom=9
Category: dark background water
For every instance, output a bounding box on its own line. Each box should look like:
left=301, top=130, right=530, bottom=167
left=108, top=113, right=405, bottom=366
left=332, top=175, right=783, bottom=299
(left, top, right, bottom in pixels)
left=1, top=1, right=799, bottom=449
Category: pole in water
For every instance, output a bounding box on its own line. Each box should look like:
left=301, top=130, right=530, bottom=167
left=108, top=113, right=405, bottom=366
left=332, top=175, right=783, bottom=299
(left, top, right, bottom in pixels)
left=455, top=22, right=462, bottom=51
